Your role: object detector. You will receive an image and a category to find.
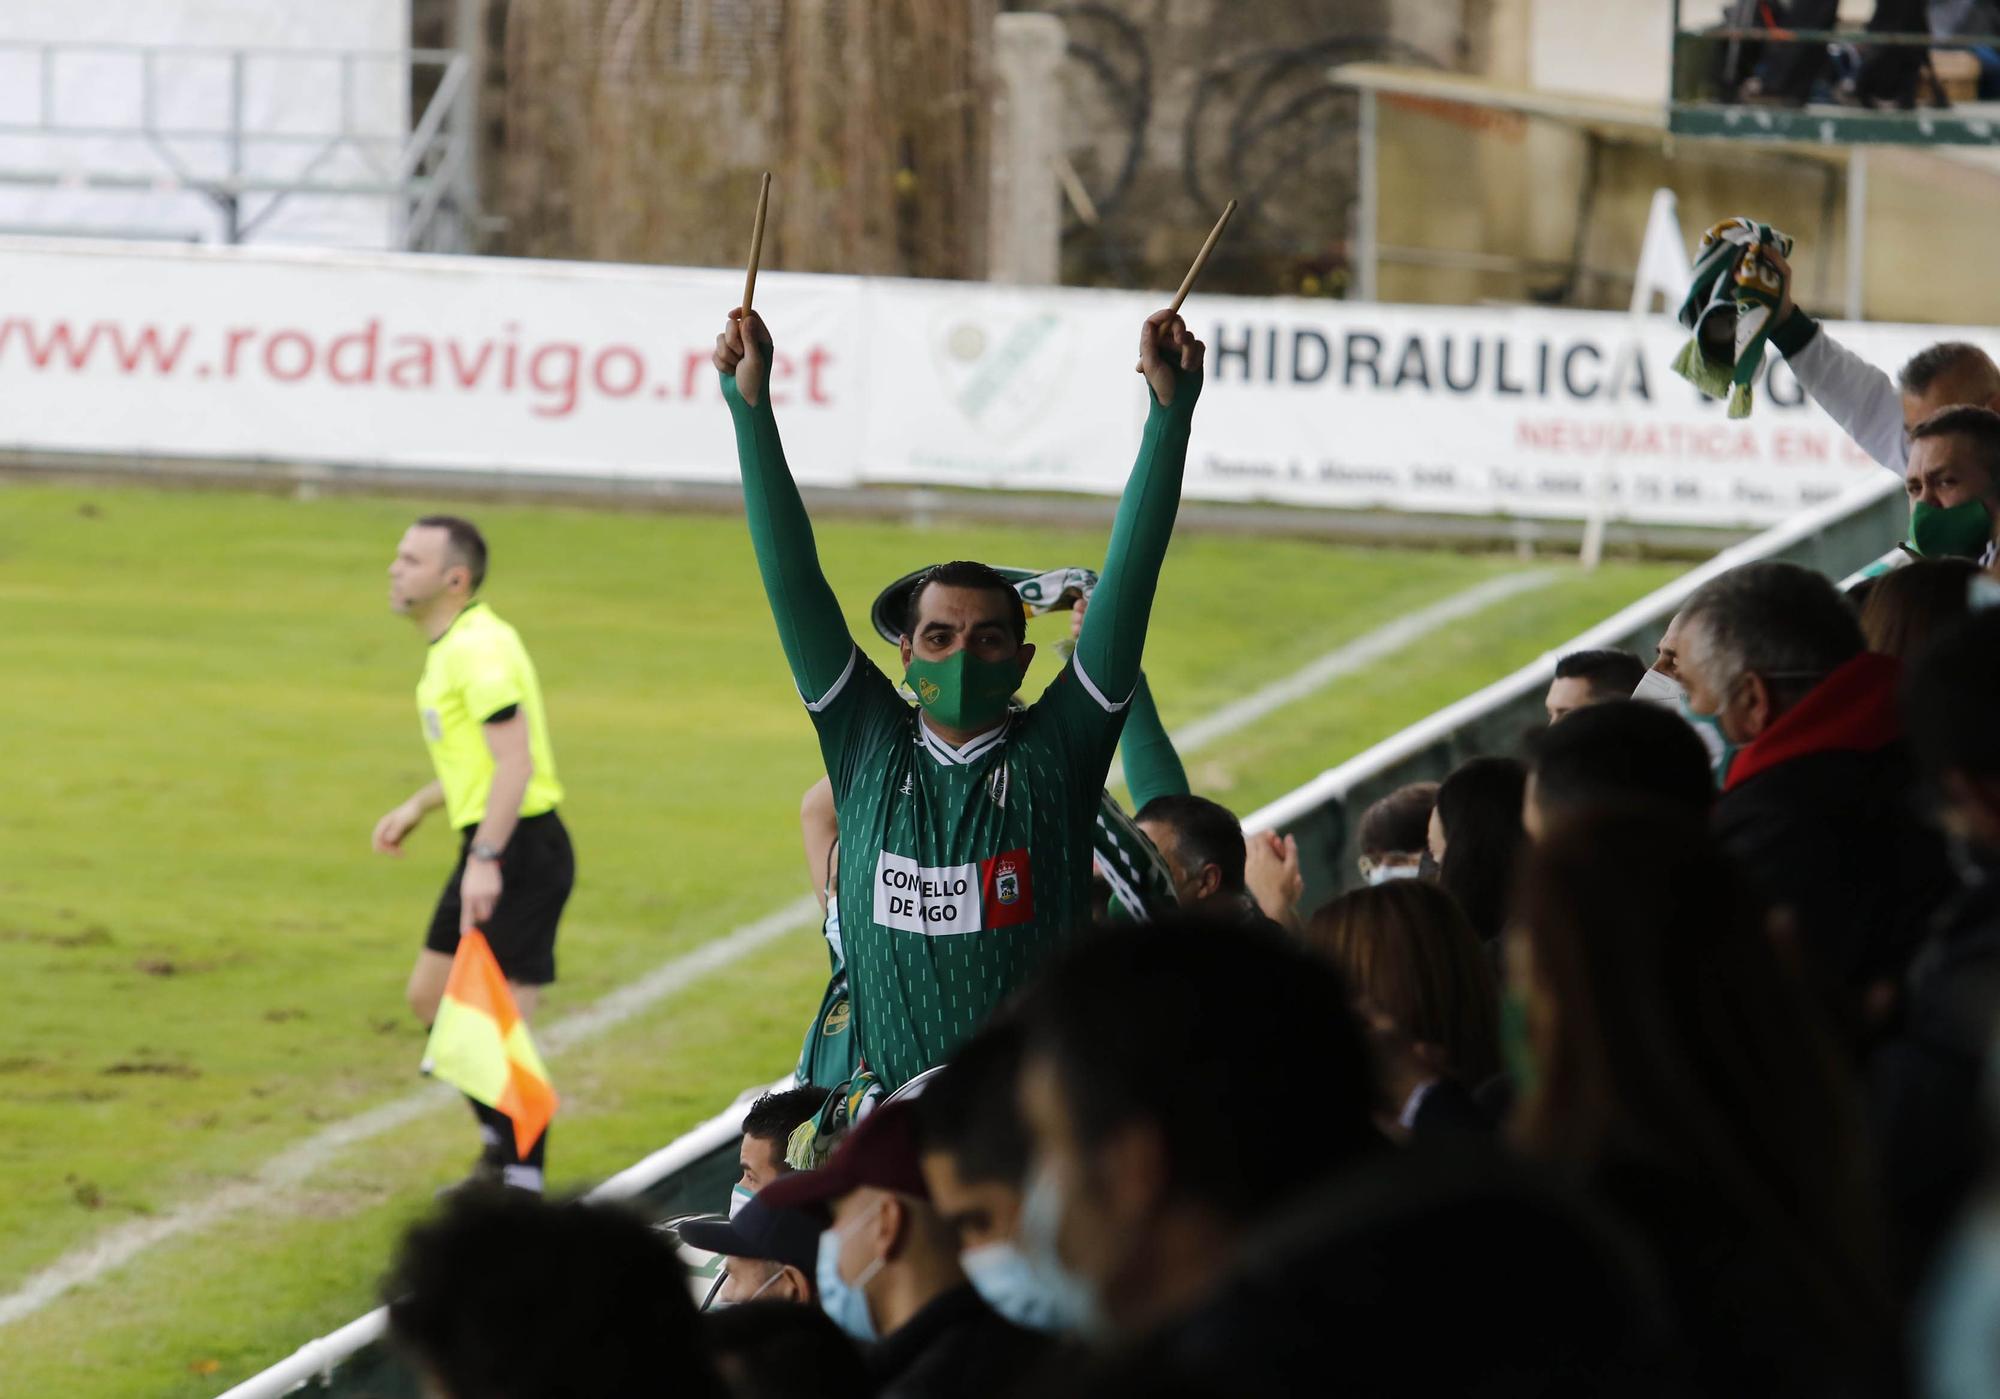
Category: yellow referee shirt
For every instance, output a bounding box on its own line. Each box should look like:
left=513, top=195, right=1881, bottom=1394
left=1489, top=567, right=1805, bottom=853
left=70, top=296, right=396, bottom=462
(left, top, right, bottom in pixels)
left=417, top=602, right=564, bottom=831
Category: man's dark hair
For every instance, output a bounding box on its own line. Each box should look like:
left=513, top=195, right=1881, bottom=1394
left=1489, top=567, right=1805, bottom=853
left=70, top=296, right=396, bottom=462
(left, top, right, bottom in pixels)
left=742, top=1085, right=829, bottom=1151
left=1909, top=404, right=2000, bottom=481
left=703, top=1300, right=870, bottom=1399
left=1898, top=342, right=2000, bottom=397
left=415, top=514, right=489, bottom=593
left=904, top=560, right=1028, bottom=644
left=1906, top=609, right=2000, bottom=783
left=1019, top=915, right=1375, bottom=1223
left=386, top=1191, right=721, bottom=1399
left=1680, top=561, right=1863, bottom=711
left=1552, top=648, right=1647, bottom=700
left=913, top=1019, right=1030, bottom=1189
left=1357, top=782, right=1438, bottom=858
left=1433, top=756, right=1527, bottom=946
left=1135, top=794, right=1248, bottom=894
left=1526, top=700, right=1714, bottom=822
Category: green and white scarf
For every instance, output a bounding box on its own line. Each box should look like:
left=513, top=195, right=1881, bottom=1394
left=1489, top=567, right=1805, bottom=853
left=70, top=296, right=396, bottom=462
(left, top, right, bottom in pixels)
left=1672, top=217, right=1793, bottom=420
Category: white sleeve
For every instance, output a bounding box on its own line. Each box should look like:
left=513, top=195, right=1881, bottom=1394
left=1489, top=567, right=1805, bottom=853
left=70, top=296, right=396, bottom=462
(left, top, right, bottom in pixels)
left=1785, top=327, right=1909, bottom=476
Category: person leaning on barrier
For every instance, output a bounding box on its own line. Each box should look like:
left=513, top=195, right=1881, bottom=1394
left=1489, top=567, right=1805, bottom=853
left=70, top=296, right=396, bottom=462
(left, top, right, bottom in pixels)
left=1543, top=647, right=1648, bottom=724
left=1676, top=560, right=1952, bottom=989
left=714, top=303, right=1204, bottom=1091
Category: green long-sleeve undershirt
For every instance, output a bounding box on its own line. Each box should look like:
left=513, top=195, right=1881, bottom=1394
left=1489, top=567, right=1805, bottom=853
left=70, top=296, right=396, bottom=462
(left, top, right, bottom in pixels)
left=722, top=363, right=1201, bottom=710
left=1121, top=673, right=1189, bottom=810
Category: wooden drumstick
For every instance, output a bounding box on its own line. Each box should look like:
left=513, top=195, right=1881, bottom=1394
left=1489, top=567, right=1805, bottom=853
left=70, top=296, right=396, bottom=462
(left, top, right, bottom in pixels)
left=1168, top=198, right=1237, bottom=315
left=741, top=171, right=772, bottom=315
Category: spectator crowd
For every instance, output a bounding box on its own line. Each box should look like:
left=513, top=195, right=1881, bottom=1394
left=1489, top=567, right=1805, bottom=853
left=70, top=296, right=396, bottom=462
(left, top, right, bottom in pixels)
left=371, top=296, right=2000, bottom=1398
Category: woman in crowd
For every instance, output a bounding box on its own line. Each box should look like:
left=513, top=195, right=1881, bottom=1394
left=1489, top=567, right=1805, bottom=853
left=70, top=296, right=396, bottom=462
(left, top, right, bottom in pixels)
left=1427, top=756, right=1527, bottom=947
left=1303, top=880, right=1502, bottom=1134
left=1508, top=806, right=1896, bottom=1399
left=1860, top=556, right=1976, bottom=660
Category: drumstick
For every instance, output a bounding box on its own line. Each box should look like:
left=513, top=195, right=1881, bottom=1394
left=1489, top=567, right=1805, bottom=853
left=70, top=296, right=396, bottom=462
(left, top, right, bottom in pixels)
left=741, top=171, right=772, bottom=315
left=1168, top=198, right=1237, bottom=315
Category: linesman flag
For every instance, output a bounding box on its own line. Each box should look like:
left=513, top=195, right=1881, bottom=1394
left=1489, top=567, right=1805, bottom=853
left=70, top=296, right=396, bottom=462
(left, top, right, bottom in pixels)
left=421, top=929, right=557, bottom=1156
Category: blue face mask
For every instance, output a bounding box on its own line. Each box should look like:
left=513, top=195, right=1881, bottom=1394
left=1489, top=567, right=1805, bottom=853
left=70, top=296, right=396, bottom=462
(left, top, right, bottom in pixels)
left=728, top=1184, right=754, bottom=1220
left=960, top=1239, right=1094, bottom=1334
left=1015, top=1166, right=1104, bottom=1336
left=816, top=1203, right=886, bottom=1344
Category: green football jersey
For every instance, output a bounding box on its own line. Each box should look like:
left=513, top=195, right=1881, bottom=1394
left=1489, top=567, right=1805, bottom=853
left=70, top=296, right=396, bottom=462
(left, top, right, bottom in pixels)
left=813, top=650, right=1126, bottom=1088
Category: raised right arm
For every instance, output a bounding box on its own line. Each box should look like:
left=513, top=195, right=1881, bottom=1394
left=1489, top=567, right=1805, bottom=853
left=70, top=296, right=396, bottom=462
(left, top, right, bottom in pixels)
left=715, top=310, right=859, bottom=702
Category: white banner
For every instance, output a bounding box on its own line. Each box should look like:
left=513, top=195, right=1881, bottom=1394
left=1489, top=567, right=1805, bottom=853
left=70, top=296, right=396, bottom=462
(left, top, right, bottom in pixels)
left=0, top=236, right=1970, bottom=525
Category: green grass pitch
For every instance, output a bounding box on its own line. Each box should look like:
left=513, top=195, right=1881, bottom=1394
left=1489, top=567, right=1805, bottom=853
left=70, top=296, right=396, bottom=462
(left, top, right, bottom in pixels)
left=0, top=480, right=1680, bottom=1395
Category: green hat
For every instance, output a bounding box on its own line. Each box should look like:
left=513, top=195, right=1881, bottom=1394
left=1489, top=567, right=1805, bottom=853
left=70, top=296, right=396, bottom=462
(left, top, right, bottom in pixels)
left=868, top=565, right=1098, bottom=643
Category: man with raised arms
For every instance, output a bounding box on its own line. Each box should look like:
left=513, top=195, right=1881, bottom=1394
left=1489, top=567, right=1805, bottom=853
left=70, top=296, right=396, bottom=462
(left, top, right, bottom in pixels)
left=714, top=304, right=1204, bottom=1088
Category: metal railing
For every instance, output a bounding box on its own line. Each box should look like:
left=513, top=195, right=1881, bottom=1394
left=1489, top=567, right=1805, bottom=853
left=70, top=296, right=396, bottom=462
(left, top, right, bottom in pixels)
left=0, top=41, right=475, bottom=249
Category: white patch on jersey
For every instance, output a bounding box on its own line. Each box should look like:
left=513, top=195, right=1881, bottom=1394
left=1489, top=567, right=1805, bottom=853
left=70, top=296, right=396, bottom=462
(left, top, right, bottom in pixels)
left=874, top=851, right=982, bottom=936
left=422, top=708, right=443, bottom=741
left=986, top=764, right=1009, bottom=809
left=899, top=774, right=915, bottom=797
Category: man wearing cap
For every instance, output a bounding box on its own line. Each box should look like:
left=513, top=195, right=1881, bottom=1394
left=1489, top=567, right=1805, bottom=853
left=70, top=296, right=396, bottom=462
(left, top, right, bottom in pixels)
left=679, top=1194, right=824, bottom=1308
left=715, top=305, right=1205, bottom=1089
left=758, top=1102, right=1051, bottom=1398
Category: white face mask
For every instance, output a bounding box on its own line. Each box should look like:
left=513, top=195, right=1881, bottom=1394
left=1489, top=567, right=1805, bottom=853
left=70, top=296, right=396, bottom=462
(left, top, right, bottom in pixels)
left=1361, top=861, right=1421, bottom=886
left=1629, top=667, right=1685, bottom=709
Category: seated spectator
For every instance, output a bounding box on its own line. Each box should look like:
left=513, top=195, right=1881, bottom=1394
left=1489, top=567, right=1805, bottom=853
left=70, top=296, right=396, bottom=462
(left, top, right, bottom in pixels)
left=679, top=1194, right=825, bottom=1308
left=1872, top=609, right=2000, bottom=1286
left=703, top=1300, right=871, bottom=1399
left=1509, top=807, right=1897, bottom=1398
left=1133, top=794, right=1281, bottom=932
left=1353, top=780, right=1437, bottom=885
left=1014, top=915, right=1377, bottom=1339
left=1522, top=699, right=1714, bottom=841
left=1860, top=555, right=1977, bottom=660
left=758, top=1102, right=1050, bottom=1398
left=1302, top=880, right=1502, bottom=1136
left=1677, top=560, right=1951, bottom=986
left=737, top=1085, right=830, bottom=1212
left=1427, top=756, right=1528, bottom=946
left=1060, top=1153, right=1682, bottom=1399
left=1543, top=647, right=1647, bottom=723
left=912, top=1020, right=1085, bottom=1332
left=385, top=1190, right=723, bottom=1399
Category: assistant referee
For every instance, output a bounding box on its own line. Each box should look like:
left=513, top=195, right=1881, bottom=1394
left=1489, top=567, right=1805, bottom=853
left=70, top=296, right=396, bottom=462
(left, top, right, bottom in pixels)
left=373, top=514, right=574, bottom=1193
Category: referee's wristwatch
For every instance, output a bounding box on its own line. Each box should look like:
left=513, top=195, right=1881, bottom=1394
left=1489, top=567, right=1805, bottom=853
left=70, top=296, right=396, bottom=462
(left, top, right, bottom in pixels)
left=469, top=841, right=505, bottom=864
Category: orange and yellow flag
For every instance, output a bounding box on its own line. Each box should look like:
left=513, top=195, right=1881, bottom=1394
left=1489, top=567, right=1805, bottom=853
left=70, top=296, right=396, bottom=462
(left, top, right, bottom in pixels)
left=421, top=929, right=557, bottom=1156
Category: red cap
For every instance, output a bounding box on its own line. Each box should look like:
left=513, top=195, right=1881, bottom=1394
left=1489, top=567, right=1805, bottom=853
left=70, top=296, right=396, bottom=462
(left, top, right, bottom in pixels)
left=756, top=1101, right=931, bottom=1213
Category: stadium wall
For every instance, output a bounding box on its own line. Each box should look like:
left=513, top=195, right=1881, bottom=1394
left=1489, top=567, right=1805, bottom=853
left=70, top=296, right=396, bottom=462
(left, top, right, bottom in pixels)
left=0, top=235, right=1969, bottom=526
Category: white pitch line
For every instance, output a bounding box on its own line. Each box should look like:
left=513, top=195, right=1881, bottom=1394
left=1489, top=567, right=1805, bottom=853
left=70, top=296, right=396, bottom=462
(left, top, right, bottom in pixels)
left=0, top=894, right=823, bottom=1329
left=0, top=566, right=1558, bottom=1328
left=1169, top=570, right=1558, bottom=757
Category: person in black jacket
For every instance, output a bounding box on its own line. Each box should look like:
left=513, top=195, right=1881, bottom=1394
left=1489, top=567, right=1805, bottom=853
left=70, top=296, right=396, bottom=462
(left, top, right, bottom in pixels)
left=756, top=1101, right=1049, bottom=1399
left=1676, top=560, right=1952, bottom=993
left=1871, top=608, right=2000, bottom=1289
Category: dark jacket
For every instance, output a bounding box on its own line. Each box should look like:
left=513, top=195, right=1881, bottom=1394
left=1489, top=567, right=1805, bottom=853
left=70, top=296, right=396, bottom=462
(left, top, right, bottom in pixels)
left=1712, top=653, right=1952, bottom=987
left=871, top=1284, right=1048, bottom=1399
left=1869, top=860, right=2000, bottom=1290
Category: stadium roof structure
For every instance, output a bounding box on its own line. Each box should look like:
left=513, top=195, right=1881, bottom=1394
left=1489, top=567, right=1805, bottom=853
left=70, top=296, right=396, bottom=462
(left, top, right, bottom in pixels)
left=1329, top=57, right=2000, bottom=319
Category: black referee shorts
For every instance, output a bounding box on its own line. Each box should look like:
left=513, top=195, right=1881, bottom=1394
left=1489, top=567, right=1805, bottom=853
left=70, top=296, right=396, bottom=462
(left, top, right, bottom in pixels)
left=425, top=811, right=574, bottom=985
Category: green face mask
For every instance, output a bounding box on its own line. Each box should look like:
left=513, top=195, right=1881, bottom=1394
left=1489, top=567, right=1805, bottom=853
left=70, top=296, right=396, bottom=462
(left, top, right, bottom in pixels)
left=1500, top=988, right=1538, bottom=1098
left=905, top=650, right=1021, bottom=731
left=1909, top=498, right=1995, bottom=560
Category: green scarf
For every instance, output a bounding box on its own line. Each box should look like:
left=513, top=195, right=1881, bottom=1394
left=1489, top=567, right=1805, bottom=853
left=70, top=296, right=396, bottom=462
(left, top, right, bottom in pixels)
left=1671, top=217, right=1793, bottom=420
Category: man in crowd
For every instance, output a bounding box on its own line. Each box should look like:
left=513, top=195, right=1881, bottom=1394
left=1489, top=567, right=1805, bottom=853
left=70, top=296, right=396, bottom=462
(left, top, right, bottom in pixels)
left=371, top=515, right=574, bottom=1193
left=1872, top=609, right=2000, bottom=1284
left=679, top=1192, right=825, bottom=1308
left=1522, top=700, right=1714, bottom=841
left=1676, top=561, right=1949, bottom=987
left=714, top=304, right=1205, bottom=1088
left=1543, top=648, right=1647, bottom=724
left=759, top=1102, right=1050, bottom=1397
left=1014, top=915, right=1377, bottom=1340
left=737, top=1085, right=829, bottom=1208
left=1133, top=794, right=1281, bottom=932
left=912, top=1020, right=1084, bottom=1333
left=1352, top=781, right=1437, bottom=885
left=1904, top=407, right=2000, bottom=566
